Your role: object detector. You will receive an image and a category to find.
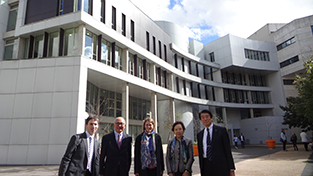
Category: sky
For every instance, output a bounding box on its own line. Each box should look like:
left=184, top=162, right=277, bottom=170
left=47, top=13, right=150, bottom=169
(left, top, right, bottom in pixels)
left=130, top=0, right=313, bottom=45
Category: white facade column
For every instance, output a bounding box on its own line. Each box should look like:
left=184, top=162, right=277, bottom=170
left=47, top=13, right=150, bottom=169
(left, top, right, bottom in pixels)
left=169, top=73, right=174, bottom=91
left=122, top=83, right=129, bottom=133
left=222, top=107, right=228, bottom=127
left=150, top=63, right=156, bottom=84
left=78, top=24, right=85, bottom=56
left=122, top=48, right=129, bottom=73
left=151, top=92, right=158, bottom=133
left=170, top=98, right=175, bottom=123
left=250, top=108, right=254, bottom=119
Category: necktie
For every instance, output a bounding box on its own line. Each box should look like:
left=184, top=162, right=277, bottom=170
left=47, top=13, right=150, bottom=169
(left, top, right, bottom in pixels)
left=87, top=137, right=92, bottom=172
left=118, top=133, right=121, bottom=148
left=206, top=128, right=212, bottom=159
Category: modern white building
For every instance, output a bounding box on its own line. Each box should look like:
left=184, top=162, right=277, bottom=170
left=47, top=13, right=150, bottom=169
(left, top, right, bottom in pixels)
left=0, top=0, right=293, bottom=165
left=248, top=15, right=313, bottom=98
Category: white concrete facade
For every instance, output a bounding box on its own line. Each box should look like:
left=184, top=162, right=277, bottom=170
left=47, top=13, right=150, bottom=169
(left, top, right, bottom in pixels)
left=2, top=0, right=309, bottom=165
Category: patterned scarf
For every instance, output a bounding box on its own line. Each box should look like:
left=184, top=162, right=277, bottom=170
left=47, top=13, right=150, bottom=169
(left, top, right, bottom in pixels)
left=141, top=131, right=157, bottom=169
left=170, top=137, right=187, bottom=171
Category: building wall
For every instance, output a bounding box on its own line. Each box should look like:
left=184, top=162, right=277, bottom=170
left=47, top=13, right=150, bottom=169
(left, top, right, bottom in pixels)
left=0, top=56, right=87, bottom=164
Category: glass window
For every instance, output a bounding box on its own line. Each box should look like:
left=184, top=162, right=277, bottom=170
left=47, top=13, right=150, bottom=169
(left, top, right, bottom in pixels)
left=101, top=38, right=111, bottom=64
left=122, top=14, right=126, bottom=36
left=137, top=58, right=143, bottom=78
left=34, top=35, right=44, bottom=58
left=84, top=30, right=93, bottom=59
left=3, top=38, right=17, bottom=60
left=146, top=32, right=150, bottom=51
left=84, top=30, right=97, bottom=60
left=152, top=36, right=156, bottom=55
left=112, top=6, right=116, bottom=30
left=84, top=0, right=92, bottom=14
left=74, top=0, right=81, bottom=12
left=146, top=62, right=150, bottom=82
left=64, top=27, right=78, bottom=56
left=131, top=20, right=135, bottom=42
left=164, top=44, right=167, bottom=61
left=100, top=0, right=105, bottom=22
left=24, top=38, right=29, bottom=59
left=92, top=34, right=97, bottom=60
left=115, top=45, right=122, bottom=70
left=7, top=4, right=18, bottom=31
left=128, top=53, right=134, bottom=75
left=59, top=0, right=64, bottom=15
left=48, top=32, right=59, bottom=57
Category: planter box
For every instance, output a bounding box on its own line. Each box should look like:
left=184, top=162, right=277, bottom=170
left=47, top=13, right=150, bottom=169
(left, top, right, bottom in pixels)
left=265, top=140, right=276, bottom=149
left=193, top=144, right=199, bottom=156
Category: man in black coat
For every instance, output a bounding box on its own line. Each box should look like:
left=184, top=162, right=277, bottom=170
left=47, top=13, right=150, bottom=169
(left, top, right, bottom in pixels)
left=197, top=109, right=235, bottom=176
left=59, top=116, right=100, bottom=176
left=99, top=117, right=132, bottom=176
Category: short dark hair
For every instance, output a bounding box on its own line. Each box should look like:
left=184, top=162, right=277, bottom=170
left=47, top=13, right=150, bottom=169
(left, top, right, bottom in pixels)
left=85, top=116, right=99, bottom=125
left=199, top=109, right=213, bottom=120
left=171, top=121, right=186, bottom=132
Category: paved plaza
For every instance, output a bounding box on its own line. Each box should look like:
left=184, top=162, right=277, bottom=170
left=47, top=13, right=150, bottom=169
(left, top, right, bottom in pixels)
left=0, top=144, right=312, bottom=176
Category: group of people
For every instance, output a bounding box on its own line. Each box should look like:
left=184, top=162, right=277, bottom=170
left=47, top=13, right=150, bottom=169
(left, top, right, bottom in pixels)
left=58, top=109, right=236, bottom=176
left=280, top=129, right=313, bottom=151
left=233, top=134, right=245, bottom=149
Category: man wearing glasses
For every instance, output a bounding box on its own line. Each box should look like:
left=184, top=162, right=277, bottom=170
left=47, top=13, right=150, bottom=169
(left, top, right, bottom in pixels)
left=99, top=117, right=132, bottom=176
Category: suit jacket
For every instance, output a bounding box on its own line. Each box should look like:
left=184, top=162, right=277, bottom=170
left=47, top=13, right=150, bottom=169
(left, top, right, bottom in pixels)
left=197, top=125, right=235, bottom=175
left=166, top=137, right=194, bottom=174
left=134, top=132, right=164, bottom=176
left=58, top=132, right=100, bottom=176
left=100, top=131, right=132, bottom=176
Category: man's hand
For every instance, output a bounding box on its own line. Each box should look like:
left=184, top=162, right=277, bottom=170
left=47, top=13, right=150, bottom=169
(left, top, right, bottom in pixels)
left=230, top=170, right=235, bottom=176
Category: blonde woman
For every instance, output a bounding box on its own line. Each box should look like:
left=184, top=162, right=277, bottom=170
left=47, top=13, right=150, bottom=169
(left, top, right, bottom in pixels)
left=134, top=118, right=164, bottom=176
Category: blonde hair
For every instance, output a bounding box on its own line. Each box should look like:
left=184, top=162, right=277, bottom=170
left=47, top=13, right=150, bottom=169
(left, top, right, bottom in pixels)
left=142, top=117, right=155, bottom=131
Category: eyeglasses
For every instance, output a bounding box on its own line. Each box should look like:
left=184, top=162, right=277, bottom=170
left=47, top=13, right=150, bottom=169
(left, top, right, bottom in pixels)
left=115, top=122, right=125, bottom=126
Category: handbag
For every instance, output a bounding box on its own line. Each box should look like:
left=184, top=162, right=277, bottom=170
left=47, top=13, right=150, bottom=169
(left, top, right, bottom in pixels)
left=280, top=138, right=284, bottom=142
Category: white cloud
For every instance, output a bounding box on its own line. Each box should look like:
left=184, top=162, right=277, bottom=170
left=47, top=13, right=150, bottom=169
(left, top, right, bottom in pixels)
left=130, top=0, right=313, bottom=43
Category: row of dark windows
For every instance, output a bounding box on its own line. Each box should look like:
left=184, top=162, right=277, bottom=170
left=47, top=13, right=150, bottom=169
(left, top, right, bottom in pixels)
left=280, top=55, right=299, bottom=68
left=221, top=71, right=267, bottom=87
left=224, top=89, right=270, bottom=104
left=276, top=37, right=296, bottom=51
left=244, top=49, right=270, bottom=61
left=146, top=31, right=168, bottom=61
left=283, top=79, right=294, bottom=85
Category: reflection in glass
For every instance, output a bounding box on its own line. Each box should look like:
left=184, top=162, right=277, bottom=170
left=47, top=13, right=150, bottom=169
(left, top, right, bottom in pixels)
left=48, top=32, right=59, bottom=57
left=34, top=35, right=44, bottom=58
left=84, top=30, right=93, bottom=58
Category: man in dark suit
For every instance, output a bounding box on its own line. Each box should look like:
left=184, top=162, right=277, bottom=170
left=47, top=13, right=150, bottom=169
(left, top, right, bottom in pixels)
left=197, top=109, right=235, bottom=176
left=100, top=117, right=132, bottom=176
left=59, top=116, right=100, bottom=176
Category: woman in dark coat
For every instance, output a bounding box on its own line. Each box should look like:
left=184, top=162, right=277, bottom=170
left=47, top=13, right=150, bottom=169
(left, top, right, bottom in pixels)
left=134, top=117, right=164, bottom=176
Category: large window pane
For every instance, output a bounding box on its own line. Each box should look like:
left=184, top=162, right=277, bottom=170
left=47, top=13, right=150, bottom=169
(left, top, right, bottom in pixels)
left=64, top=29, right=73, bottom=56
left=6, top=4, right=18, bottom=31
left=24, top=38, right=29, bottom=59
left=84, top=0, right=91, bottom=14
left=4, top=39, right=17, bottom=60
left=84, top=30, right=93, bottom=58
left=92, top=34, right=97, bottom=60
left=101, top=38, right=111, bottom=64
left=115, top=45, right=122, bottom=70
left=34, top=35, right=44, bottom=58
left=73, top=0, right=81, bottom=12
left=48, top=32, right=59, bottom=57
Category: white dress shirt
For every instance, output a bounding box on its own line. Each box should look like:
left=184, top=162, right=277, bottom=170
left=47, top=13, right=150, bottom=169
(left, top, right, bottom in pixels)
left=202, top=123, right=213, bottom=158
